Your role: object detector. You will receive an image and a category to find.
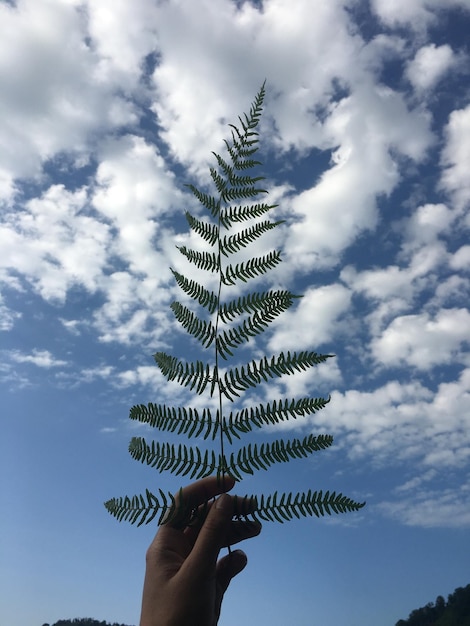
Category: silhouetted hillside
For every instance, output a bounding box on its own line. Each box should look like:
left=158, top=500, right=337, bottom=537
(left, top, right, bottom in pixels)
left=42, top=619, right=135, bottom=626
left=396, top=584, right=470, bottom=626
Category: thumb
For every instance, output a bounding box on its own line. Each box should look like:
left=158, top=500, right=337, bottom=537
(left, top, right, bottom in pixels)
left=214, top=549, right=248, bottom=622
left=186, top=493, right=233, bottom=576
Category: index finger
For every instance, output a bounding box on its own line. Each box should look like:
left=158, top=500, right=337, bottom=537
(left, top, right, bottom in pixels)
left=162, top=475, right=236, bottom=527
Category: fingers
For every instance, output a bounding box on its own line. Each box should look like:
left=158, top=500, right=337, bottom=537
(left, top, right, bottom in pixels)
left=226, top=519, right=262, bottom=546
left=217, top=549, right=248, bottom=584
left=214, top=549, right=248, bottom=620
left=185, top=492, right=234, bottom=576
left=162, top=475, right=236, bottom=528
left=184, top=489, right=261, bottom=575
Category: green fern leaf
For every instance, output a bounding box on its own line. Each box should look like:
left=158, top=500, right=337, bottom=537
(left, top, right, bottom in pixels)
left=217, top=297, right=294, bottom=359
left=212, top=151, right=263, bottom=183
left=223, top=139, right=262, bottom=170
left=221, top=351, right=333, bottom=399
left=177, top=246, right=219, bottom=273
left=246, top=490, right=366, bottom=523
left=220, top=220, right=284, bottom=257
left=184, top=212, right=218, bottom=246
left=106, top=484, right=365, bottom=527
left=153, top=352, right=215, bottom=395
left=129, top=403, right=219, bottom=440
left=129, top=437, right=217, bottom=479
left=219, top=290, right=299, bottom=323
left=220, top=202, right=278, bottom=228
left=228, top=396, right=331, bottom=433
left=222, top=185, right=267, bottom=203
left=210, top=167, right=228, bottom=195
left=228, top=434, right=334, bottom=479
left=222, top=250, right=282, bottom=286
left=186, top=184, right=220, bottom=218
left=170, top=269, right=218, bottom=313
left=170, top=301, right=216, bottom=348
left=104, top=488, right=175, bottom=527
left=106, top=82, right=365, bottom=530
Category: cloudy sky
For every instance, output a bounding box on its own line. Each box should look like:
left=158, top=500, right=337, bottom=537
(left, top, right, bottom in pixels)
left=1, top=0, right=470, bottom=625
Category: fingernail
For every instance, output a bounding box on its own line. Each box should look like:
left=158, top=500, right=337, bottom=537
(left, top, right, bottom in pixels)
left=216, top=493, right=231, bottom=512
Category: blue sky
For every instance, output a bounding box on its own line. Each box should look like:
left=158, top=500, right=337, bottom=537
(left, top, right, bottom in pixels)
left=1, top=1, right=470, bottom=625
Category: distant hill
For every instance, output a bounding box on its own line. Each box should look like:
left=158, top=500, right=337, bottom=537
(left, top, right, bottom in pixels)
left=42, top=617, right=136, bottom=626
left=395, top=584, right=470, bottom=626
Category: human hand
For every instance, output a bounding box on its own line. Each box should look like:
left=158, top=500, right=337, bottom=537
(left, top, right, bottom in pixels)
left=140, top=475, right=262, bottom=626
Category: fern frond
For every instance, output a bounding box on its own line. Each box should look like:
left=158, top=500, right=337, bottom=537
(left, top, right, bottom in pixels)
left=219, top=290, right=299, bottom=323
left=223, top=139, right=261, bottom=170
left=220, top=220, right=284, bottom=257
left=177, top=246, right=219, bottom=273
left=246, top=490, right=366, bottom=523
left=228, top=434, right=333, bottom=479
left=106, top=485, right=365, bottom=526
left=129, top=403, right=219, bottom=440
left=210, top=167, right=228, bottom=195
left=106, top=83, right=365, bottom=532
left=153, top=352, right=215, bottom=395
left=170, top=301, right=216, bottom=348
left=217, top=298, right=294, bottom=359
left=104, top=488, right=175, bottom=527
left=221, top=351, right=333, bottom=400
left=184, top=212, right=218, bottom=246
left=129, top=437, right=217, bottom=479
left=213, top=152, right=265, bottom=187
left=186, top=184, right=220, bottom=218
left=229, top=396, right=331, bottom=433
left=222, top=185, right=267, bottom=203
left=220, top=203, right=278, bottom=228
left=228, top=135, right=258, bottom=158
left=222, top=250, right=282, bottom=285
left=170, top=269, right=218, bottom=313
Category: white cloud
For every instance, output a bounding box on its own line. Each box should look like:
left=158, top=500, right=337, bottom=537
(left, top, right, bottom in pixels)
left=403, top=203, right=454, bottom=250
left=150, top=0, right=362, bottom=169
left=440, top=104, right=470, bottom=210
left=372, top=308, right=470, bottom=370
left=283, top=83, right=433, bottom=270
left=0, top=295, right=21, bottom=331
left=310, top=369, right=470, bottom=475
left=0, top=0, right=140, bottom=199
left=268, top=284, right=352, bottom=351
left=379, top=485, right=470, bottom=528
left=450, top=245, right=470, bottom=270
left=394, top=468, right=438, bottom=493
left=1, top=184, right=109, bottom=301
left=92, top=134, right=179, bottom=276
left=9, top=348, right=67, bottom=368
left=86, top=0, right=159, bottom=81
left=371, top=0, right=470, bottom=31
left=405, top=44, right=457, bottom=92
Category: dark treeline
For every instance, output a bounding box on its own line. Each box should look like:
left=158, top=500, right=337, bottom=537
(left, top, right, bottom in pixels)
left=396, top=584, right=470, bottom=626
left=42, top=617, right=136, bottom=626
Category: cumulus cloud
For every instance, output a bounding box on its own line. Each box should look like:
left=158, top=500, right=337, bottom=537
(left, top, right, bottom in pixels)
left=405, top=44, right=457, bottom=92
left=372, top=308, right=470, bottom=369
left=0, top=0, right=141, bottom=200
left=283, top=83, right=433, bottom=271
left=268, top=284, right=352, bottom=351
left=312, top=368, right=470, bottom=472
left=440, top=104, right=470, bottom=210
left=1, top=184, right=109, bottom=301
left=371, top=0, right=470, bottom=31
left=93, top=134, right=179, bottom=276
